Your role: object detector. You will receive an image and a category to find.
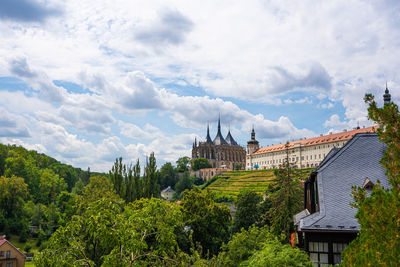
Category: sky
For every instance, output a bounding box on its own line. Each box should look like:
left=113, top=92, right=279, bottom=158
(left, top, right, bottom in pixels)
left=0, top=0, right=399, bottom=172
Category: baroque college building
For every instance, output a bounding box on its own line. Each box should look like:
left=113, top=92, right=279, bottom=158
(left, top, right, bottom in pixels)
left=246, top=126, right=375, bottom=170
left=192, top=118, right=246, bottom=169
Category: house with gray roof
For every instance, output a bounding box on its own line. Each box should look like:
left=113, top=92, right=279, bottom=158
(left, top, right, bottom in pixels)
left=294, top=132, right=388, bottom=266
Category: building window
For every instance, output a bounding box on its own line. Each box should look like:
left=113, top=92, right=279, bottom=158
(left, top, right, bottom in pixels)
left=6, top=263, right=14, bottom=267
left=309, top=242, right=329, bottom=267
left=333, top=243, right=348, bottom=264
left=5, top=251, right=10, bottom=258
left=301, top=156, right=304, bottom=160
left=0, top=251, right=3, bottom=256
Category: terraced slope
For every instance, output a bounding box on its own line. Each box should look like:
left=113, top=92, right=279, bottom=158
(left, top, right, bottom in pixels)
left=205, top=169, right=313, bottom=201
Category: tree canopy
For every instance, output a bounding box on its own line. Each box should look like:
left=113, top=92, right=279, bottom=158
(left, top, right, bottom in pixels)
left=341, top=94, right=400, bottom=266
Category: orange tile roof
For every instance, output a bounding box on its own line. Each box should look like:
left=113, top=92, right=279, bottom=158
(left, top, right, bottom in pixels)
left=253, top=126, right=376, bottom=155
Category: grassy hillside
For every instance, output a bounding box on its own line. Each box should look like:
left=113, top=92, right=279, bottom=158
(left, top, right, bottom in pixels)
left=205, top=168, right=314, bottom=201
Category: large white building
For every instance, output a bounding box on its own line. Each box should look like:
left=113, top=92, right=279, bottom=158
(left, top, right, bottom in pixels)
left=246, top=126, right=375, bottom=170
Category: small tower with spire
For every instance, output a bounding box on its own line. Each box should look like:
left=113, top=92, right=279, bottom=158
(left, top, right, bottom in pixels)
left=383, top=83, right=391, bottom=105
left=247, top=125, right=259, bottom=155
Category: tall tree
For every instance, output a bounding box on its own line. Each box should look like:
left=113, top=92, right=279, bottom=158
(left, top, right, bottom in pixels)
left=158, top=162, right=177, bottom=189
left=143, top=152, right=159, bottom=198
left=341, top=93, right=400, bottom=266
left=181, top=188, right=231, bottom=257
left=109, top=157, right=125, bottom=198
left=133, top=159, right=142, bottom=200
left=232, top=190, right=263, bottom=233
left=268, top=143, right=303, bottom=240
left=176, top=156, right=191, bottom=172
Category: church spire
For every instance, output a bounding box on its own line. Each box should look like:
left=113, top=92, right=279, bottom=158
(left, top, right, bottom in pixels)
left=206, top=123, right=212, bottom=143
left=213, top=115, right=228, bottom=145
left=251, top=125, right=255, bottom=140
left=384, top=82, right=391, bottom=105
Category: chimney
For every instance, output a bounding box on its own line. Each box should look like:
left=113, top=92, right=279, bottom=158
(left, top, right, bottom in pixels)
left=343, top=129, right=347, bottom=132
left=329, top=132, right=332, bottom=135
left=320, top=134, right=323, bottom=137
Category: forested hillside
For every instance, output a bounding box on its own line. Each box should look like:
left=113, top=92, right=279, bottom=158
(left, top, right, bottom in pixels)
left=0, top=143, right=99, bottom=251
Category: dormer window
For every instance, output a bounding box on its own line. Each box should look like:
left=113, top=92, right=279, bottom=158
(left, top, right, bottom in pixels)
left=363, top=178, right=374, bottom=191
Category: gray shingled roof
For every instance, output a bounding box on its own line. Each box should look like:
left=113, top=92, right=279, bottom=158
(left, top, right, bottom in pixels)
left=225, top=130, right=239, bottom=146
left=298, top=133, right=388, bottom=232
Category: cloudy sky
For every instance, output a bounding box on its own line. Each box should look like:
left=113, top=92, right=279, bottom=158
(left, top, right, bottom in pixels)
left=0, top=0, right=398, bottom=171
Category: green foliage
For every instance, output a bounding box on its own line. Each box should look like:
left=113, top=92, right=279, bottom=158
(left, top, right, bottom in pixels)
left=232, top=190, right=263, bottom=233
left=75, top=176, right=121, bottom=214
left=175, top=171, right=194, bottom=197
left=159, top=162, right=178, bottom=189
left=109, top=157, right=125, bottom=197
left=243, top=239, right=312, bottom=267
left=341, top=94, right=400, bottom=266
left=267, top=155, right=304, bottom=240
left=181, top=188, right=231, bottom=257
left=218, top=226, right=311, bottom=267
left=143, top=152, right=160, bottom=198
left=103, top=198, right=187, bottom=266
left=35, top=196, right=190, bottom=266
left=176, top=156, right=191, bottom=172
left=191, top=158, right=212, bottom=171
left=218, top=226, right=277, bottom=266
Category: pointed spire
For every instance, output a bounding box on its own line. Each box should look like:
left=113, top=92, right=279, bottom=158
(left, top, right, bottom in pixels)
left=213, top=115, right=228, bottom=145
left=383, top=83, right=391, bottom=105
left=206, top=123, right=212, bottom=143
left=251, top=125, right=255, bottom=140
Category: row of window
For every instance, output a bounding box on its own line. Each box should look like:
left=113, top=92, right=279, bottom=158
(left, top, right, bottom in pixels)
left=309, top=241, right=348, bottom=267
left=0, top=250, right=11, bottom=258
left=252, top=142, right=346, bottom=159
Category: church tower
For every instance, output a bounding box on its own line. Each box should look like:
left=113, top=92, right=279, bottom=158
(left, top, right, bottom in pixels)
left=383, top=83, right=391, bottom=105
left=247, top=126, right=259, bottom=155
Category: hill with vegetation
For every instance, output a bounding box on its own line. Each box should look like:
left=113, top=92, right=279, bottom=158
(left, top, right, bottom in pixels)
left=203, top=168, right=314, bottom=201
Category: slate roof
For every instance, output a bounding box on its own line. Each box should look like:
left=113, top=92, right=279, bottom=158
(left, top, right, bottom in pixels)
left=225, top=130, right=238, bottom=146
left=297, top=133, right=388, bottom=232
left=253, top=126, right=375, bottom=155
left=213, top=118, right=228, bottom=145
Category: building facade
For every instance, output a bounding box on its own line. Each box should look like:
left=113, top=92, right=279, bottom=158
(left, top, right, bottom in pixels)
left=294, top=133, right=388, bottom=266
left=192, top=118, right=246, bottom=169
left=0, top=237, right=26, bottom=267
left=246, top=126, right=375, bottom=170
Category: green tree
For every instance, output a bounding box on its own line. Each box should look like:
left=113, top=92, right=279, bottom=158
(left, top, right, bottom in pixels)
left=191, top=158, right=212, bottom=171
left=268, top=143, right=303, bottom=240
left=0, top=175, right=29, bottom=235
left=103, top=198, right=187, bottom=266
left=75, top=176, right=121, bottom=214
left=132, top=159, right=142, bottom=200
left=244, top=238, right=312, bottom=267
left=181, top=188, right=231, bottom=257
left=109, top=157, right=125, bottom=198
left=341, top=94, right=400, bottom=266
left=158, top=162, right=177, bottom=189
left=232, top=190, right=263, bottom=233
left=34, top=197, right=124, bottom=266
left=176, top=156, right=191, bottom=172
left=218, top=225, right=276, bottom=266
left=143, top=152, right=159, bottom=198
left=175, top=171, right=193, bottom=197
left=37, top=169, right=67, bottom=205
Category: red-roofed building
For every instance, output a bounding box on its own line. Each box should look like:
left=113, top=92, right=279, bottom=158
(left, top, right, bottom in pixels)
left=0, top=237, right=26, bottom=267
left=246, top=126, right=375, bottom=170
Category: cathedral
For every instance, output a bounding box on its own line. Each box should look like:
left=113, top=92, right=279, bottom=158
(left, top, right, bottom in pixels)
left=192, top=118, right=246, bottom=169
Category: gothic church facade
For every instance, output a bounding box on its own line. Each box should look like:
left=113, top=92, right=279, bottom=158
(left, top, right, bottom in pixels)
left=192, top=119, right=246, bottom=169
